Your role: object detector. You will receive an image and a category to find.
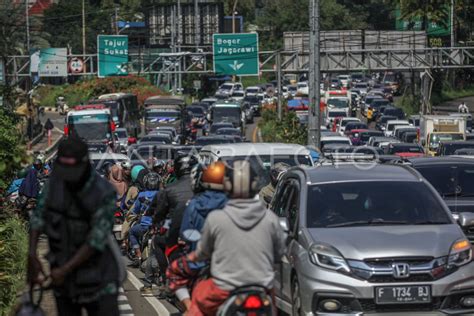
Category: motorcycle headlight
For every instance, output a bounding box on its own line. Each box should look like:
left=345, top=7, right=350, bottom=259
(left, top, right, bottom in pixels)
left=448, top=239, right=472, bottom=268
left=309, top=244, right=350, bottom=273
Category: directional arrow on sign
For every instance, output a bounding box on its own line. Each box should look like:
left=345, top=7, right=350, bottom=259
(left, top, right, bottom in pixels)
left=229, top=60, right=244, bottom=71
left=116, top=64, right=128, bottom=74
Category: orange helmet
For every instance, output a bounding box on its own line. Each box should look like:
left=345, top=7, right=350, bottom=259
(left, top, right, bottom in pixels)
left=191, top=161, right=226, bottom=192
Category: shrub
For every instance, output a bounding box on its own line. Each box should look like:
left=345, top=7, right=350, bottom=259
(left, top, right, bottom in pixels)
left=0, top=212, right=28, bottom=315
left=259, top=109, right=307, bottom=145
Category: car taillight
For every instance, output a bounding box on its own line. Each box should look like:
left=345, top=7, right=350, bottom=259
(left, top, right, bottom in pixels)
left=64, top=125, right=69, bottom=135
left=244, top=295, right=262, bottom=309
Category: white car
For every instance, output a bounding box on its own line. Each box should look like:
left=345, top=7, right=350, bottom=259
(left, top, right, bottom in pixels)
left=325, top=109, right=347, bottom=128
left=215, top=82, right=244, bottom=98
left=338, top=75, right=351, bottom=88
left=385, top=120, right=410, bottom=137
left=352, top=82, right=369, bottom=96
left=245, top=86, right=263, bottom=97
left=231, top=90, right=245, bottom=102
left=320, top=135, right=352, bottom=149
left=337, top=117, right=361, bottom=135
left=296, top=82, right=309, bottom=96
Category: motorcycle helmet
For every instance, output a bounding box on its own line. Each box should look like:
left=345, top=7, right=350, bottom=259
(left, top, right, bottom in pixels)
left=199, top=161, right=226, bottom=192
left=143, top=172, right=161, bottom=191
left=33, top=159, right=43, bottom=171
left=121, top=160, right=132, bottom=170
left=269, top=162, right=290, bottom=187
left=131, top=165, right=146, bottom=182
left=223, top=160, right=263, bottom=199
left=173, top=153, right=199, bottom=177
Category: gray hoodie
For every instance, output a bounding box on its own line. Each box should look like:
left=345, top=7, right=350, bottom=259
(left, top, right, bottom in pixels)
left=195, top=198, right=286, bottom=291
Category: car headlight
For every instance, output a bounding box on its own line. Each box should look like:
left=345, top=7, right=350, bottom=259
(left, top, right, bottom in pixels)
left=448, top=239, right=472, bottom=268
left=309, top=244, right=351, bottom=273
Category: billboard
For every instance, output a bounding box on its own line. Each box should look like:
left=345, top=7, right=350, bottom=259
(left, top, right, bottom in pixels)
left=30, top=48, right=68, bottom=77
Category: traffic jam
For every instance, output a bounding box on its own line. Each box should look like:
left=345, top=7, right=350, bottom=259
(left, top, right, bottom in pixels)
left=17, top=72, right=474, bottom=316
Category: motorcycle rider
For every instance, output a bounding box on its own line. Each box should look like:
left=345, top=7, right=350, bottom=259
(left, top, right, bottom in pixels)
left=259, top=162, right=290, bottom=206
left=28, top=137, right=125, bottom=315
left=186, top=160, right=286, bottom=316
left=149, top=154, right=196, bottom=293
left=128, top=171, right=161, bottom=267
left=459, top=102, right=469, bottom=113
left=164, top=161, right=229, bottom=309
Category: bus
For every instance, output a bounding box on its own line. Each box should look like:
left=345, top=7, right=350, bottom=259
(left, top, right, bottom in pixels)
left=65, top=105, right=116, bottom=149
left=144, top=96, right=186, bottom=135
left=89, top=93, right=140, bottom=137
left=209, top=101, right=245, bottom=135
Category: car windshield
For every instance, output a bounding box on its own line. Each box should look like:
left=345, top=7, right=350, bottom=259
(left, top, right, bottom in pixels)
left=388, top=123, right=408, bottom=131
left=415, top=165, right=474, bottom=197
left=341, top=119, right=358, bottom=127
left=442, top=143, right=474, bottom=155
left=221, top=84, right=233, bottom=90
left=220, top=154, right=312, bottom=184
left=195, top=137, right=235, bottom=146
left=360, top=131, right=383, bottom=142
left=389, top=145, right=423, bottom=154
left=216, top=129, right=240, bottom=136
left=327, top=98, right=349, bottom=108
left=328, top=111, right=347, bottom=118
left=213, top=107, right=241, bottom=124
left=247, top=88, right=259, bottom=93
left=354, top=83, right=367, bottom=89
left=210, top=123, right=234, bottom=133
left=244, top=96, right=259, bottom=103
left=365, top=97, right=381, bottom=105
left=187, top=107, right=204, bottom=115
left=115, top=130, right=127, bottom=138
left=140, top=135, right=171, bottom=144
left=130, top=147, right=173, bottom=161
left=145, top=110, right=180, bottom=120
left=68, top=114, right=111, bottom=141
left=321, top=140, right=350, bottom=148
left=429, top=134, right=464, bottom=148
left=307, top=181, right=451, bottom=228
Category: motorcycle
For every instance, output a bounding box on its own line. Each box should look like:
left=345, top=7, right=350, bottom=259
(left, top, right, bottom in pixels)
left=113, top=209, right=124, bottom=243
left=180, top=229, right=274, bottom=316
left=56, top=97, right=68, bottom=115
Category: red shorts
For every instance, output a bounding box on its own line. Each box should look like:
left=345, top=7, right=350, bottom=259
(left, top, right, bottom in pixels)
left=187, top=278, right=230, bottom=316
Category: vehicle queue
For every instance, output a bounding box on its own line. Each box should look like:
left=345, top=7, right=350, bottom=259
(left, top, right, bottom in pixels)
left=13, top=72, right=474, bottom=315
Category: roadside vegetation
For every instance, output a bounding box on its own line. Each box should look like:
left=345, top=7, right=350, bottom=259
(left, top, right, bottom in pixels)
left=259, top=109, right=306, bottom=145
left=36, top=76, right=165, bottom=108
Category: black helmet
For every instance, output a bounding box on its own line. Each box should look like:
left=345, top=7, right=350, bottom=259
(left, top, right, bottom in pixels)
left=33, top=159, right=43, bottom=171
left=269, top=162, right=290, bottom=187
left=173, top=153, right=199, bottom=178
left=143, top=172, right=161, bottom=191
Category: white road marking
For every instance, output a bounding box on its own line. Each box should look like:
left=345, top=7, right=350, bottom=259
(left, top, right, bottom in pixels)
left=127, top=271, right=170, bottom=316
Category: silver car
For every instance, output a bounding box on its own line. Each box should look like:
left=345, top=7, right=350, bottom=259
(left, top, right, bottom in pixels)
left=272, top=163, right=474, bottom=315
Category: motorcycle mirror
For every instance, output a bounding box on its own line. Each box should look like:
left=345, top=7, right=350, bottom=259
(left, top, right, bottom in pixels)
left=182, top=229, right=201, bottom=243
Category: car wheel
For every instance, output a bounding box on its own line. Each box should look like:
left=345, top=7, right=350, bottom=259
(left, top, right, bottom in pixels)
left=291, top=277, right=302, bottom=316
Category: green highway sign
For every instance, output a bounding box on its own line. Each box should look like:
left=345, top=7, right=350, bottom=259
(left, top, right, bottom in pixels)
left=213, top=33, right=259, bottom=76
left=97, top=35, right=129, bottom=78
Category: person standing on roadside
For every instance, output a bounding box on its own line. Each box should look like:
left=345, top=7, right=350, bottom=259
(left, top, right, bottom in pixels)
left=28, top=137, right=125, bottom=316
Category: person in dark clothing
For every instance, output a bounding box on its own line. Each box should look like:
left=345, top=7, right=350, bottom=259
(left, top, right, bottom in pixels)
left=18, top=159, right=43, bottom=199
left=28, top=137, right=125, bottom=316
left=143, top=154, right=196, bottom=296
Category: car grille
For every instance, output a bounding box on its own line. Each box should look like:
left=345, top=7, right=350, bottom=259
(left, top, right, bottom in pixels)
left=359, top=297, right=443, bottom=313
left=364, top=257, right=434, bottom=266
left=368, top=274, right=433, bottom=283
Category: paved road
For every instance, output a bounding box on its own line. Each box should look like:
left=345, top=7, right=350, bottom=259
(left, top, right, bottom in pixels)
left=433, top=95, right=474, bottom=113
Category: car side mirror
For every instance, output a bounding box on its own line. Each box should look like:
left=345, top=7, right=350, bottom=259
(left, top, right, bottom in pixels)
left=279, top=217, right=290, bottom=234
left=458, top=212, right=474, bottom=228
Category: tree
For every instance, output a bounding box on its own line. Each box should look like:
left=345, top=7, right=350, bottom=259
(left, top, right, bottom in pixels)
left=42, top=0, right=115, bottom=54
left=399, top=0, right=450, bottom=30
left=255, top=0, right=369, bottom=49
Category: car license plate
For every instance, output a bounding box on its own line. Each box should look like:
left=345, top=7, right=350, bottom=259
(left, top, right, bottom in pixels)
left=375, top=285, right=431, bottom=304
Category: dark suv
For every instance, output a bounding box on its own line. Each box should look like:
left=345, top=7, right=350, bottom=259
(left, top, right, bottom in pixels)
left=271, top=163, right=474, bottom=315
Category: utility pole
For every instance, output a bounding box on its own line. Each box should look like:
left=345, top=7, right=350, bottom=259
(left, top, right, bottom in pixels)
left=307, top=0, right=321, bottom=148
left=177, top=0, right=182, bottom=94
left=114, top=6, right=119, bottom=35
left=171, top=6, right=177, bottom=95
left=25, top=0, right=30, bottom=53
left=194, top=0, right=200, bottom=49
left=450, top=0, right=455, bottom=47
left=276, top=51, right=282, bottom=120
left=82, top=0, right=86, bottom=73
left=232, top=0, right=239, bottom=33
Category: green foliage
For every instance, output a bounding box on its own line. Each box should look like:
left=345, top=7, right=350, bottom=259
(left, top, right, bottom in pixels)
left=0, top=211, right=28, bottom=316
left=395, top=93, right=419, bottom=116
left=259, top=109, right=307, bottom=145
left=43, top=0, right=113, bottom=54
left=0, top=109, right=27, bottom=192
left=36, top=76, right=165, bottom=108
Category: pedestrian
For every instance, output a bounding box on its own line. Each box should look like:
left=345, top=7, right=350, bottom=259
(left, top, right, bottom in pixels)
left=108, top=164, right=128, bottom=204
left=28, top=137, right=125, bottom=316
left=367, top=106, right=374, bottom=123
left=459, top=102, right=469, bottom=113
